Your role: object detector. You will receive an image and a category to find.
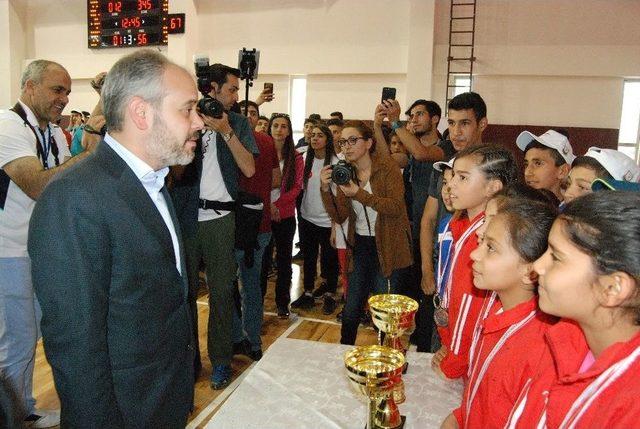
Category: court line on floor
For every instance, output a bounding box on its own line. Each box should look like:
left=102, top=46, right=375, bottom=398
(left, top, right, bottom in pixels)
left=186, top=317, right=303, bottom=428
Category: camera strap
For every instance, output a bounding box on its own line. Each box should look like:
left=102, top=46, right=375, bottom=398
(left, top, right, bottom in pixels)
left=10, top=102, right=60, bottom=169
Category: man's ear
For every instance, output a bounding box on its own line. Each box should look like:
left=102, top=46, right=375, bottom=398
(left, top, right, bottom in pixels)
left=478, top=117, right=488, bottom=133
left=128, top=96, right=150, bottom=131
left=558, top=163, right=571, bottom=180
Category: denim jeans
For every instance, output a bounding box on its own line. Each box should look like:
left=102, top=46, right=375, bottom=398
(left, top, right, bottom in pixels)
left=300, top=218, right=338, bottom=293
left=341, top=235, right=405, bottom=345
left=233, top=232, right=271, bottom=350
left=0, top=257, right=40, bottom=414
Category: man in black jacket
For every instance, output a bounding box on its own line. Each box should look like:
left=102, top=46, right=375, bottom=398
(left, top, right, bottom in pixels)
left=28, top=49, right=204, bottom=428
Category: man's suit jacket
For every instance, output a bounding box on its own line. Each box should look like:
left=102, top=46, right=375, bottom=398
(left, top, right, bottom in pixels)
left=28, top=142, right=195, bottom=428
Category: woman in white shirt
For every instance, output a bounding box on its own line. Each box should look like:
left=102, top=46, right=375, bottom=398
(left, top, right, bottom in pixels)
left=291, top=124, right=340, bottom=315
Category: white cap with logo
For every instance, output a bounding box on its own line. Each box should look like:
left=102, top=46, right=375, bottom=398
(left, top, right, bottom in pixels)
left=584, top=147, right=640, bottom=182
left=433, top=158, right=455, bottom=172
left=516, top=129, right=576, bottom=164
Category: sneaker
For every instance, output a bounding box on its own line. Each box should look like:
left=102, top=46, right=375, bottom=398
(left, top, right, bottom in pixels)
left=249, top=348, right=263, bottom=361
left=290, top=292, right=315, bottom=309
left=312, top=282, right=330, bottom=299
left=25, top=409, right=60, bottom=428
left=277, top=305, right=290, bottom=319
left=232, top=339, right=251, bottom=356
left=322, top=294, right=337, bottom=315
left=292, top=250, right=304, bottom=262
left=210, top=364, right=232, bottom=390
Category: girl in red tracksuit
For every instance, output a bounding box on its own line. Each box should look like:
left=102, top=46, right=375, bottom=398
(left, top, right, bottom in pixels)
left=440, top=196, right=558, bottom=429
left=505, top=191, right=640, bottom=429
left=431, top=144, right=518, bottom=380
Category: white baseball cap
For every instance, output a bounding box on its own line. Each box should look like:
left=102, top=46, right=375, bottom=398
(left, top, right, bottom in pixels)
left=583, top=147, right=640, bottom=182
left=433, top=158, right=455, bottom=172
left=516, top=130, right=576, bottom=164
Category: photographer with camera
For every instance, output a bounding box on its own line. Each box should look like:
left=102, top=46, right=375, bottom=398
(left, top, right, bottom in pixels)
left=319, top=121, right=412, bottom=345
left=171, top=63, right=258, bottom=391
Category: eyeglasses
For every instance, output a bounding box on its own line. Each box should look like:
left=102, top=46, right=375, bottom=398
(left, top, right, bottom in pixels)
left=337, top=136, right=365, bottom=147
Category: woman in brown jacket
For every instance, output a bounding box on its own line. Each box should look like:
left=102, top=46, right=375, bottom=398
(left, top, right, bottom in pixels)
left=320, top=120, right=412, bottom=345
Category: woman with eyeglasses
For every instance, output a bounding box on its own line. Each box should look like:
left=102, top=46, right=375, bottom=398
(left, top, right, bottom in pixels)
left=320, top=120, right=413, bottom=345
left=290, top=124, right=340, bottom=315
left=263, top=113, right=304, bottom=318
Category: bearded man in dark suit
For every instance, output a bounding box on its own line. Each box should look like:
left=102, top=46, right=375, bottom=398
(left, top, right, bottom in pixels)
left=28, top=49, right=204, bottom=428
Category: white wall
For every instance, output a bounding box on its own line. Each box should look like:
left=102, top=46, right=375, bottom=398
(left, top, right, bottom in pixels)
left=2, top=0, right=638, bottom=130
left=432, top=0, right=640, bottom=128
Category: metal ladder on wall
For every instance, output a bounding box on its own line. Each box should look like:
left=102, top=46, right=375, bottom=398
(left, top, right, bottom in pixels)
left=445, top=0, right=477, bottom=107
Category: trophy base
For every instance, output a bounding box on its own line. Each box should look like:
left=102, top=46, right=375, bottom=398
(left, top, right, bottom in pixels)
left=365, top=416, right=406, bottom=429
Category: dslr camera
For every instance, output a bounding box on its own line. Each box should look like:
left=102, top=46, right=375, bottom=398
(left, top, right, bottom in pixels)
left=193, top=55, right=225, bottom=119
left=331, top=160, right=357, bottom=186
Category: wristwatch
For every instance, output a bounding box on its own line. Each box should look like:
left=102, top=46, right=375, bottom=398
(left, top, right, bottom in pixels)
left=221, top=129, right=235, bottom=142
left=391, top=121, right=403, bottom=131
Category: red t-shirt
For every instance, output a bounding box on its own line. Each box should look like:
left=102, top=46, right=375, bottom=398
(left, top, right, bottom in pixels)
left=239, top=132, right=278, bottom=233
left=438, top=211, right=489, bottom=380
left=452, top=297, right=556, bottom=429
left=506, top=319, right=640, bottom=429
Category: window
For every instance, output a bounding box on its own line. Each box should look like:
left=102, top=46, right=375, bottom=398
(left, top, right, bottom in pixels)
left=618, top=80, right=640, bottom=162
left=453, top=75, right=471, bottom=97
left=290, top=76, right=307, bottom=144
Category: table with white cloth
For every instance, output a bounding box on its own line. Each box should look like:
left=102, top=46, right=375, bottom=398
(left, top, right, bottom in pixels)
left=207, top=337, right=463, bottom=428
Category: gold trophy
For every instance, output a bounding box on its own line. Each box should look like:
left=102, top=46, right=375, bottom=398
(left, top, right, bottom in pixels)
left=344, top=345, right=406, bottom=429
left=368, top=294, right=418, bottom=405
left=368, top=294, right=418, bottom=359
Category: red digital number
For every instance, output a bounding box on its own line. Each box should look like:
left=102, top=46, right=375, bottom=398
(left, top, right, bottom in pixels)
left=138, top=0, right=152, bottom=10
left=170, top=17, right=182, bottom=30
left=112, top=34, right=122, bottom=46
left=108, top=1, right=122, bottom=13
left=138, top=33, right=148, bottom=45
left=122, top=17, right=141, bottom=29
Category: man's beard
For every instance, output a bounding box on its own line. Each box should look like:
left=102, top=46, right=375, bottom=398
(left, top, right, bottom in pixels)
left=147, top=115, right=196, bottom=168
left=413, top=122, right=432, bottom=139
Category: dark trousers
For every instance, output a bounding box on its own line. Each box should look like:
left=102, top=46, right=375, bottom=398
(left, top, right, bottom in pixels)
left=261, top=216, right=296, bottom=308
left=404, top=238, right=435, bottom=352
left=300, top=218, right=338, bottom=293
left=185, top=214, right=237, bottom=367
left=341, top=234, right=406, bottom=345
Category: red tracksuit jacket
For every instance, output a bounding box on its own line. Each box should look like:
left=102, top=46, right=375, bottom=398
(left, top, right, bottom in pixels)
left=451, top=297, right=556, bottom=429
left=437, top=212, right=488, bottom=379
left=505, top=319, right=640, bottom=429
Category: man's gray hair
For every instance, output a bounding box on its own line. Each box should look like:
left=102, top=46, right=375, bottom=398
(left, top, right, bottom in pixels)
left=102, top=49, right=171, bottom=132
left=20, top=60, right=66, bottom=90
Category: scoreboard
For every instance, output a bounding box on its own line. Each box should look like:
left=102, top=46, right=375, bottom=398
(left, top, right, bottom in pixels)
left=87, top=1, right=182, bottom=49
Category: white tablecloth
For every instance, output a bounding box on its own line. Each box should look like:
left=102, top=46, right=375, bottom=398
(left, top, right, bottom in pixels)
left=207, top=338, right=463, bottom=428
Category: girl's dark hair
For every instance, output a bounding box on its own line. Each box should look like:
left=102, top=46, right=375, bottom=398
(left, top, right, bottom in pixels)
left=268, top=114, right=297, bottom=191
left=455, top=143, right=518, bottom=186
left=571, top=156, right=614, bottom=181
left=343, top=120, right=376, bottom=153
left=561, top=191, right=640, bottom=295
left=497, top=198, right=558, bottom=263
left=494, top=183, right=560, bottom=210
left=303, top=124, right=336, bottom=188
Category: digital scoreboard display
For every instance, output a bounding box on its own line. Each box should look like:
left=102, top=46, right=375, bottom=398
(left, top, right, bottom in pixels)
left=88, top=0, right=169, bottom=49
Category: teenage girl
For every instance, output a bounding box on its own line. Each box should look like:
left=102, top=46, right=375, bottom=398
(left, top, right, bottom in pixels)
left=292, top=124, right=340, bottom=314
left=431, top=144, right=518, bottom=380
left=441, top=197, right=558, bottom=429
left=505, top=191, right=640, bottom=429
left=264, top=113, right=304, bottom=318
left=319, top=120, right=412, bottom=345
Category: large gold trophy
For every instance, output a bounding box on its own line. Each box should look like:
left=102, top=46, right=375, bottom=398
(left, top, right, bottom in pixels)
left=368, top=294, right=419, bottom=356
left=344, top=345, right=406, bottom=429
left=368, top=293, right=418, bottom=405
